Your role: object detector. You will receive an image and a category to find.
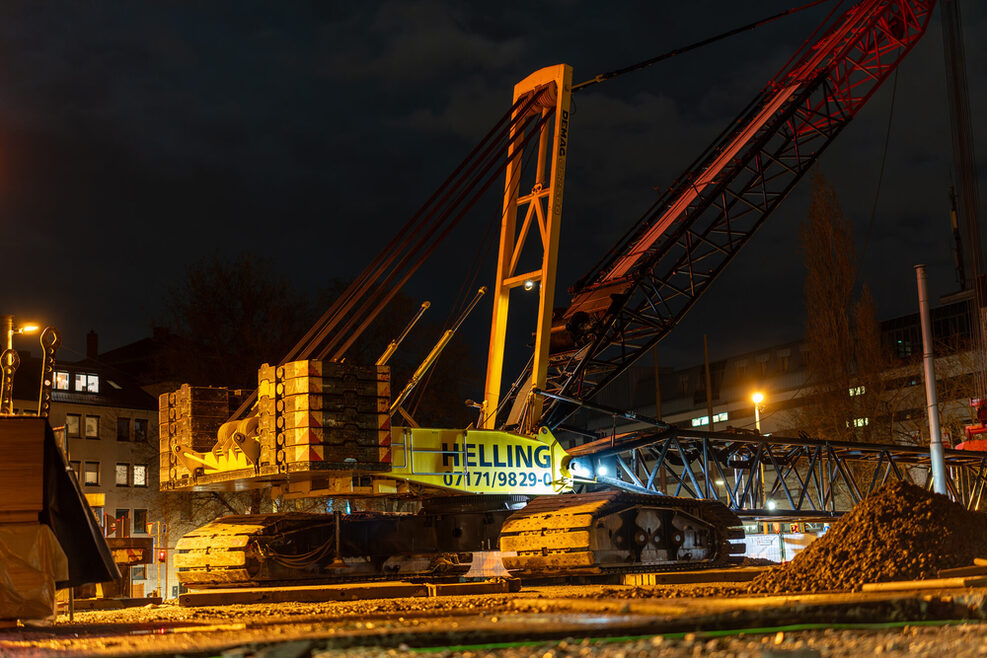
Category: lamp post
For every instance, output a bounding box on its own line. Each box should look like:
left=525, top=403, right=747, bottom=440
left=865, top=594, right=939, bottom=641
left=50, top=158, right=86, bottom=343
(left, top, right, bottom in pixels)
left=752, top=391, right=767, bottom=519
left=3, top=315, right=40, bottom=351
left=0, top=315, right=40, bottom=415
left=752, top=391, right=764, bottom=432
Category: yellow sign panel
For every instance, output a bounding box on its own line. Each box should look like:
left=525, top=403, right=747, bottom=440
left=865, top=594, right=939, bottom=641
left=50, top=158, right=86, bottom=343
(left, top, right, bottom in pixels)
left=84, top=493, right=105, bottom=507
left=389, top=426, right=571, bottom=495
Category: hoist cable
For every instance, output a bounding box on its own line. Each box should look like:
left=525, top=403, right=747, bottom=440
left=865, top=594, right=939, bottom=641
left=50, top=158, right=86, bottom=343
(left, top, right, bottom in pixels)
left=324, top=110, right=556, bottom=361
left=855, top=67, right=899, bottom=280
left=320, top=110, right=545, bottom=361
left=281, top=94, right=533, bottom=366
left=303, top=95, right=539, bottom=361
left=572, top=0, right=834, bottom=93
left=409, top=137, right=543, bottom=419
left=230, top=95, right=541, bottom=420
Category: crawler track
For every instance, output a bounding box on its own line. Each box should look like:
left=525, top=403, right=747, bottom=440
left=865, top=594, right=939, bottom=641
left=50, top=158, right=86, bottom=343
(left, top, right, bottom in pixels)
left=175, top=512, right=473, bottom=588
left=500, top=491, right=744, bottom=576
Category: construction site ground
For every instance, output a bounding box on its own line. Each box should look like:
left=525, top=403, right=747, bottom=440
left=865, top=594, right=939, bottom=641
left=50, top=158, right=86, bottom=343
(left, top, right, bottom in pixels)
left=5, top=578, right=987, bottom=657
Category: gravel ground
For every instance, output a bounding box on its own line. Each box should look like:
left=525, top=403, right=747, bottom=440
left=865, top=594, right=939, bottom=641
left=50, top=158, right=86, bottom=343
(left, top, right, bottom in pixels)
left=307, top=622, right=987, bottom=658
left=0, top=585, right=982, bottom=656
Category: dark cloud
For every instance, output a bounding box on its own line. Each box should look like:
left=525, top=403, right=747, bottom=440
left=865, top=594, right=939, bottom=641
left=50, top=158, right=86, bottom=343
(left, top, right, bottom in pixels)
left=0, top=0, right=980, bottom=384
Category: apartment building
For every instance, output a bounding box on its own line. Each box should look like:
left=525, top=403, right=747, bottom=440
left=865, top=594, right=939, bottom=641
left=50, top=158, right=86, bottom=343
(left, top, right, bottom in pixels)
left=587, top=293, right=982, bottom=444
left=10, top=336, right=163, bottom=597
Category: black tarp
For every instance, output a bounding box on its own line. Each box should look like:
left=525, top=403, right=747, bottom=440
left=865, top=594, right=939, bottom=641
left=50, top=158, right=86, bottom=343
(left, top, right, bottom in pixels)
left=38, top=421, right=119, bottom=588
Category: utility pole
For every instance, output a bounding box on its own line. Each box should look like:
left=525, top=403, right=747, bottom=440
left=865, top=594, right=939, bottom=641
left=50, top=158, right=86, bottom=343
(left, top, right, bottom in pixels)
left=916, top=264, right=948, bottom=495
left=703, top=335, right=714, bottom=431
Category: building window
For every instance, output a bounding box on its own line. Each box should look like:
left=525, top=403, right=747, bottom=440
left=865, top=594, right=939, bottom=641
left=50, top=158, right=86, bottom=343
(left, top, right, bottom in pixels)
left=117, top=417, right=131, bottom=442
left=134, top=418, right=148, bottom=443
left=54, top=371, right=70, bottom=390
left=690, top=412, right=729, bottom=427
left=84, top=461, right=99, bottom=486
left=115, top=463, right=130, bottom=486
left=132, top=565, right=146, bottom=581
left=133, top=464, right=147, bottom=488
left=850, top=417, right=869, bottom=428
left=133, top=508, right=148, bottom=534
left=70, top=460, right=81, bottom=480
left=74, top=373, right=99, bottom=393
left=85, top=415, right=100, bottom=439
left=849, top=385, right=866, bottom=397
left=66, top=414, right=81, bottom=438
left=678, top=374, right=690, bottom=396
left=779, top=355, right=790, bottom=372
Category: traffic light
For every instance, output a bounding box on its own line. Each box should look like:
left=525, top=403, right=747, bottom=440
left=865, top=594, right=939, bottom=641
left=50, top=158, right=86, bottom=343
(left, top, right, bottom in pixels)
left=157, top=549, right=167, bottom=563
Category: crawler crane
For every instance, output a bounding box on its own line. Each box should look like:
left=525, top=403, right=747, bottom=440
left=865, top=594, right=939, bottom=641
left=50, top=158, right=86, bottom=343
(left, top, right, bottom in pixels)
left=161, top=0, right=935, bottom=587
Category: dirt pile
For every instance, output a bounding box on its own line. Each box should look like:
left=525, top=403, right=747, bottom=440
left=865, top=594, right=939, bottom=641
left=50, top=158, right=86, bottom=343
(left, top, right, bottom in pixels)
left=749, top=480, right=987, bottom=594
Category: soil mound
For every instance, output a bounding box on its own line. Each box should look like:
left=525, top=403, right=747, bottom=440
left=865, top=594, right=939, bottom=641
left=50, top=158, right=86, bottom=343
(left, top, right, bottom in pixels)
left=748, top=480, right=987, bottom=593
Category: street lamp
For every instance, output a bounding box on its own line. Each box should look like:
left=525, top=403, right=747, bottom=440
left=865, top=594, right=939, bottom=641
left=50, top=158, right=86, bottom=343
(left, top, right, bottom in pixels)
left=752, top=391, right=766, bottom=516
left=752, top=391, right=764, bottom=433
left=3, top=315, right=39, bottom=351
left=1, top=315, right=42, bottom=415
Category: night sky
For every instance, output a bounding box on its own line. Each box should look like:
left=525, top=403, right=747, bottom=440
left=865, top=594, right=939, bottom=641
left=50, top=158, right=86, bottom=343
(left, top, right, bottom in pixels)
left=0, top=1, right=984, bottom=374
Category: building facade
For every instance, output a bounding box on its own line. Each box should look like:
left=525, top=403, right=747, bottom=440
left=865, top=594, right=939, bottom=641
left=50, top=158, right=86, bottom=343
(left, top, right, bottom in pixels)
left=587, top=293, right=983, bottom=449
left=10, top=341, right=165, bottom=598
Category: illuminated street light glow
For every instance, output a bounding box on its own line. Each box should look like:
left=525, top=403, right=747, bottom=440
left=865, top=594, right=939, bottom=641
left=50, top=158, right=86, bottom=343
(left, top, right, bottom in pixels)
left=523, top=279, right=536, bottom=291
left=766, top=499, right=777, bottom=511
left=751, top=392, right=764, bottom=405
left=3, top=316, right=42, bottom=352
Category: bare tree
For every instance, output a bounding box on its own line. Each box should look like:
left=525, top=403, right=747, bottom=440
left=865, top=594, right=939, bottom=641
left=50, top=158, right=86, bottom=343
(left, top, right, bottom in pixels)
left=795, top=173, right=895, bottom=442
left=165, top=253, right=315, bottom=388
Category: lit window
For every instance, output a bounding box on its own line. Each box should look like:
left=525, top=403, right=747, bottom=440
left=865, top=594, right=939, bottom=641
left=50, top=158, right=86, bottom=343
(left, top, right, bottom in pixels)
left=74, top=373, right=99, bottom=393
left=85, top=415, right=100, bottom=439
left=117, top=417, right=131, bottom=442
left=133, top=464, right=147, bottom=488
left=84, top=461, right=99, bottom=486
left=849, top=386, right=866, bottom=397
left=115, top=463, right=129, bottom=486
left=66, top=414, right=81, bottom=438
left=853, top=417, right=869, bottom=428
left=54, top=371, right=69, bottom=390
left=690, top=412, right=729, bottom=427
